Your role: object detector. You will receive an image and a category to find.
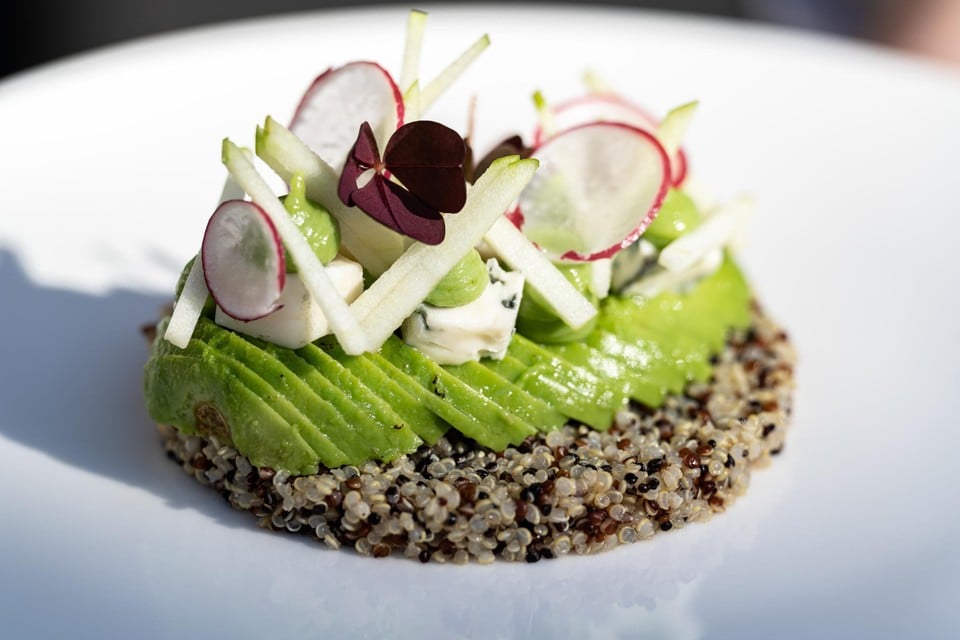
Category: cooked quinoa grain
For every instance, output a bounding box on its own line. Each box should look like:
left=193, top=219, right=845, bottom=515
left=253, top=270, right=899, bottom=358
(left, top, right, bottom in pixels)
left=158, top=305, right=795, bottom=563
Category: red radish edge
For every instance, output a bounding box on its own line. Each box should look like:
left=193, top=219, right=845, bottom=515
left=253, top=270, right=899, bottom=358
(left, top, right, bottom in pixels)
left=289, top=61, right=405, bottom=168
left=671, top=148, right=687, bottom=186
left=534, top=93, right=688, bottom=189
left=516, top=121, right=671, bottom=262
left=201, top=199, right=286, bottom=322
left=291, top=61, right=405, bottom=129
left=532, top=93, right=659, bottom=147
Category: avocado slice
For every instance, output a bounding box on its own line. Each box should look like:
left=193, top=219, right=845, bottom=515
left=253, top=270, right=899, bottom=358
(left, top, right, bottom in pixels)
left=481, top=353, right=608, bottom=428
left=378, top=336, right=537, bottom=450
left=261, top=340, right=423, bottom=461
left=364, top=351, right=508, bottom=448
left=498, top=335, right=623, bottom=430
left=443, top=360, right=568, bottom=432
left=548, top=342, right=664, bottom=407
left=313, top=338, right=449, bottom=445
left=600, top=299, right=714, bottom=383
left=194, top=319, right=420, bottom=464
left=187, top=325, right=352, bottom=467
left=145, top=351, right=324, bottom=475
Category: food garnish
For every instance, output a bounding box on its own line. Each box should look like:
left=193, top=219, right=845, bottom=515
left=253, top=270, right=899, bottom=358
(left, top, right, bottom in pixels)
left=338, top=120, right=467, bottom=245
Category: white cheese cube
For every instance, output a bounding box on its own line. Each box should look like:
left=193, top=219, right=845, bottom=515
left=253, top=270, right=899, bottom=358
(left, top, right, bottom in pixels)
left=401, top=260, right=524, bottom=365
left=215, top=256, right=364, bottom=349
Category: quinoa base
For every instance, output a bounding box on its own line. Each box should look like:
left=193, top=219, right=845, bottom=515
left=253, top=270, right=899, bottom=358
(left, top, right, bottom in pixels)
left=158, top=303, right=795, bottom=564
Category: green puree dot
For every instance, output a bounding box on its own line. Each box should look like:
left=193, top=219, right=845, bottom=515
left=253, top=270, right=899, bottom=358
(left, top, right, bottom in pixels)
left=516, top=262, right=598, bottom=344
left=280, top=173, right=340, bottom=270
left=425, top=249, right=488, bottom=307
left=644, top=188, right=702, bottom=249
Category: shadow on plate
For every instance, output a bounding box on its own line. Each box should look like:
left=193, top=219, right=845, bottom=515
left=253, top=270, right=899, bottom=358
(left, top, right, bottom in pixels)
left=0, top=248, right=250, bottom=528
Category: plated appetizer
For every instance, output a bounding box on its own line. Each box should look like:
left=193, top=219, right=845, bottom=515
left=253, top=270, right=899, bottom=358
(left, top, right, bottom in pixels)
left=144, top=11, right=795, bottom=563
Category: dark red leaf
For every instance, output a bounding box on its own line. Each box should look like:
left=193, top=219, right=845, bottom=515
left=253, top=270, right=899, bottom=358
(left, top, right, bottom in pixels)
left=338, top=121, right=381, bottom=206
left=469, top=135, right=530, bottom=183
left=337, top=120, right=465, bottom=245
left=382, top=166, right=466, bottom=213
left=351, top=121, right=381, bottom=168
left=350, top=174, right=445, bottom=245
left=384, top=121, right=466, bottom=213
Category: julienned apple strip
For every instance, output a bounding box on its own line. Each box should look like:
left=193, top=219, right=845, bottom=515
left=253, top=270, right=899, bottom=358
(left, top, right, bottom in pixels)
left=350, top=156, right=538, bottom=349
left=163, top=177, right=244, bottom=348
left=222, top=139, right=368, bottom=355
left=398, top=9, right=428, bottom=95
left=419, top=34, right=490, bottom=114
left=256, top=117, right=405, bottom=276
left=482, top=217, right=598, bottom=329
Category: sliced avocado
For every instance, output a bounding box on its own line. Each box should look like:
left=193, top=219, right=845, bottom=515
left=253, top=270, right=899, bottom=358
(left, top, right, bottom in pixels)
left=145, top=351, right=323, bottom=475
left=194, top=319, right=419, bottom=464
left=378, top=336, right=537, bottom=450
left=548, top=342, right=664, bottom=407
left=443, top=360, right=568, bottom=432
left=600, top=297, right=713, bottom=383
left=187, top=326, right=351, bottom=467
left=314, top=338, right=449, bottom=445
left=262, top=340, right=423, bottom=461
left=584, top=329, right=684, bottom=395
left=500, top=335, right=623, bottom=430
left=364, top=351, right=502, bottom=447
left=484, top=352, right=620, bottom=429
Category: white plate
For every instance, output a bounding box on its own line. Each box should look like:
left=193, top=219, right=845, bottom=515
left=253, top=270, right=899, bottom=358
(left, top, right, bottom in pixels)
left=2, top=6, right=959, bottom=639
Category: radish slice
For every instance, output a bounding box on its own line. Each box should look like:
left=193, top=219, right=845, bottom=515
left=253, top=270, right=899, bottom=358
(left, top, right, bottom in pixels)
left=533, top=93, right=659, bottom=146
left=163, top=177, right=245, bottom=348
left=289, top=61, right=404, bottom=171
left=201, top=199, right=285, bottom=321
left=515, top=122, right=670, bottom=262
left=533, top=94, right=690, bottom=186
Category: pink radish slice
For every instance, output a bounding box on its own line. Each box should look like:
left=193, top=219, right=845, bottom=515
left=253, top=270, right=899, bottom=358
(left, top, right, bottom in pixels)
left=515, top=121, right=670, bottom=262
left=202, top=199, right=286, bottom=321
left=534, top=94, right=688, bottom=187
left=290, top=61, right=404, bottom=171
left=532, top=93, right=659, bottom=146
